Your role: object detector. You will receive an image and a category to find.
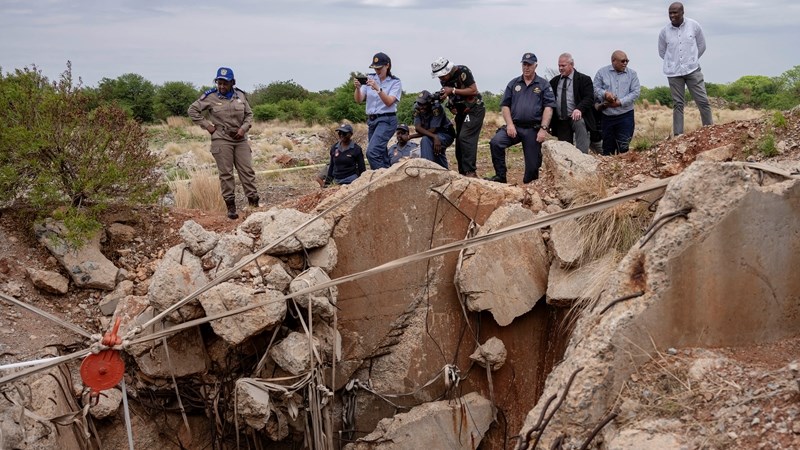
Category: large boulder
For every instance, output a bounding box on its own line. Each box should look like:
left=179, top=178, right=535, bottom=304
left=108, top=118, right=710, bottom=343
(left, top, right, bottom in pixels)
left=179, top=220, right=219, bottom=256
left=541, top=140, right=599, bottom=204
left=456, top=204, right=549, bottom=326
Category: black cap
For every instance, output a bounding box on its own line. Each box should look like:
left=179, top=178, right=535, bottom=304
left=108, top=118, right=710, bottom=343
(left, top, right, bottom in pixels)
left=521, top=52, right=538, bottom=64
left=396, top=124, right=409, bottom=133
left=336, top=123, right=353, bottom=134
left=369, top=52, right=391, bottom=68
left=415, top=90, right=433, bottom=106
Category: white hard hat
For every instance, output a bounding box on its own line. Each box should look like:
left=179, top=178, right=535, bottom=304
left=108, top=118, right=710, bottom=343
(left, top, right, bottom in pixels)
left=431, top=57, right=454, bottom=78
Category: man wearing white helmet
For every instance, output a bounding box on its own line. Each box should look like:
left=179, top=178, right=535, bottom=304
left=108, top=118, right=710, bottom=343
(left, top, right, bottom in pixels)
left=430, top=57, right=484, bottom=178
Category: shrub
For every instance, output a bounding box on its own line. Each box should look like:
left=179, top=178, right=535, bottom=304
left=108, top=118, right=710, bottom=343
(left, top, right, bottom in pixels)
left=154, top=81, right=199, bottom=121
left=250, top=80, right=309, bottom=106
left=758, top=133, right=778, bottom=157
left=772, top=111, right=787, bottom=129
left=300, top=99, right=326, bottom=125
left=326, top=75, right=367, bottom=123
left=253, top=103, right=280, bottom=121
left=0, top=63, right=164, bottom=244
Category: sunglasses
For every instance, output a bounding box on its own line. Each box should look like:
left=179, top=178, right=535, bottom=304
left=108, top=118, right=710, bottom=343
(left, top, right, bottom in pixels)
left=619, top=59, right=630, bottom=63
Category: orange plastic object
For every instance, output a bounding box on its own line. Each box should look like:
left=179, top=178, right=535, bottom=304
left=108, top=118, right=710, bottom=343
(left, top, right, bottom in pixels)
left=80, top=318, right=125, bottom=392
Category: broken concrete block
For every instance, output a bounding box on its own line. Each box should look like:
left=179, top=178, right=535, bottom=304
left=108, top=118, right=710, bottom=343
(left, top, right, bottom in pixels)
left=456, top=204, right=549, bottom=326
left=541, top=140, right=599, bottom=204
left=312, top=320, right=342, bottom=364
left=85, top=388, right=123, bottom=419
left=349, top=391, right=494, bottom=449
left=179, top=220, right=219, bottom=256
left=308, top=238, right=338, bottom=273
left=289, top=267, right=338, bottom=319
left=270, top=332, right=319, bottom=375
left=198, top=283, right=286, bottom=346
left=546, top=253, right=617, bottom=308
left=99, top=279, right=134, bottom=315
left=550, top=218, right=584, bottom=267
left=148, top=244, right=209, bottom=322
left=260, top=208, right=333, bottom=255
left=236, top=379, right=272, bottom=430
left=265, top=263, right=293, bottom=292
left=207, top=232, right=254, bottom=270
left=26, top=268, right=69, bottom=294
left=35, top=219, right=119, bottom=290
left=469, top=337, right=507, bottom=371
left=133, top=327, right=208, bottom=378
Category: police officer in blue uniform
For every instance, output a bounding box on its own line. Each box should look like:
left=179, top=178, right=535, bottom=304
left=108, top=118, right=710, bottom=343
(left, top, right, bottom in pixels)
left=487, top=53, right=555, bottom=184
left=354, top=52, right=402, bottom=170
left=188, top=67, right=259, bottom=219
left=411, top=90, right=455, bottom=169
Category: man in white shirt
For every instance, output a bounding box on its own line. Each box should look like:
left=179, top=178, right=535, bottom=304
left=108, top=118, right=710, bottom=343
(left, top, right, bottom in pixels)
left=658, top=2, right=713, bottom=136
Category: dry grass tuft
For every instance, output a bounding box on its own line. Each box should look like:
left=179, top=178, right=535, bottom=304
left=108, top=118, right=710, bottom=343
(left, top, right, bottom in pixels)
left=167, top=116, right=192, bottom=128
left=168, top=167, right=225, bottom=212
left=568, top=174, right=652, bottom=263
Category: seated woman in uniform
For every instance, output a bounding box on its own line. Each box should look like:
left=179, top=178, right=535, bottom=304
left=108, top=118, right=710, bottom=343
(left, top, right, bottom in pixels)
left=321, top=123, right=366, bottom=186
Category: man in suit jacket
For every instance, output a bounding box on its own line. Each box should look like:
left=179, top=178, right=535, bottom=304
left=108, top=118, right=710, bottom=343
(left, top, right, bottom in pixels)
left=549, top=53, right=596, bottom=153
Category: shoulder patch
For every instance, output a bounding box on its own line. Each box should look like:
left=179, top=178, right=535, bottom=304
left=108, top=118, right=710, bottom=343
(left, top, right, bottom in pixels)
left=460, top=72, right=467, bottom=81
left=201, top=88, right=217, bottom=99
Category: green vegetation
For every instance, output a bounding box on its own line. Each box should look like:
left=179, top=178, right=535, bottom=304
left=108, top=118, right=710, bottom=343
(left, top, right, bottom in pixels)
left=0, top=63, right=164, bottom=245
left=772, top=111, right=787, bottom=129
left=638, top=65, right=800, bottom=110
left=154, top=81, right=199, bottom=121
left=758, top=133, right=778, bottom=157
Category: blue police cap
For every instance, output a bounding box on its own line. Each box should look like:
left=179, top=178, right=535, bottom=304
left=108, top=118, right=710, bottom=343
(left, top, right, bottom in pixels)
left=215, top=67, right=235, bottom=81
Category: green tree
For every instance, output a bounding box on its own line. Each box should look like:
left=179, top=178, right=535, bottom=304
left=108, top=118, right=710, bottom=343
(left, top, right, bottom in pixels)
left=327, top=74, right=367, bottom=123
left=154, top=81, right=199, bottom=120
left=725, top=75, right=778, bottom=108
left=250, top=80, right=309, bottom=106
left=97, top=73, right=157, bottom=122
left=0, top=63, right=163, bottom=243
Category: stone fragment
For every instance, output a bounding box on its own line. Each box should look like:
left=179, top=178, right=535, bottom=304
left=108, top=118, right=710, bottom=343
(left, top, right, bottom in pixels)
left=27, top=268, right=69, bottom=294
left=85, top=388, right=123, bottom=419
left=198, top=283, right=286, bottom=346
left=696, top=143, right=734, bottom=162
left=308, top=239, right=338, bottom=273
left=107, top=223, right=136, bottom=243
left=259, top=208, right=333, bottom=255
left=179, top=220, right=219, bottom=256
left=148, top=244, right=209, bottom=321
left=132, top=327, right=208, bottom=378
left=289, top=267, right=338, bottom=320
left=35, top=219, right=118, bottom=290
left=456, top=204, right=548, bottom=326
left=236, top=379, right=272, bottom=430
left=348, top=392, right=493, bottom=450
left=541, top=140, right=599, bottom=204
left=99, top=279, right=135, bottom=315
left=469, top=337, right=507, bottom=371
left=207, top=232, right=254, bottom=270
left=546, top=253, right=617, bottom=307
left=270, top=332, right=319, bottom=375
left=265, top=264, right=293, bottom=292
left=549, top=218, right=584, bottom=267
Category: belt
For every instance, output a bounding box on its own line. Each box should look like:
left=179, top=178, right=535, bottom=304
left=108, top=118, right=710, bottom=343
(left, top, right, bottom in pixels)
left=368, top=112, right=396, bottom=120
left=512, top=121, right=541, bottom=129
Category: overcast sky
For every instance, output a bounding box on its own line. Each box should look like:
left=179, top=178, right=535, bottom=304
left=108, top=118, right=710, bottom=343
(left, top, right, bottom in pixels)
left=2, top=0, right=798, bottom=95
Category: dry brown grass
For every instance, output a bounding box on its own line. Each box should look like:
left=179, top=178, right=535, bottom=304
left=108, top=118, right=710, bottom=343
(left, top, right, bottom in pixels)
left=168, top=167, right=225, bottom=212
left=166, top=116, right=192, bottom=128
left=567, top=174, right=652, bottom=263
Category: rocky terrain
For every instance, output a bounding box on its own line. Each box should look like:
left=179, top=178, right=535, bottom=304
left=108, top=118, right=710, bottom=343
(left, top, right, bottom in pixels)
left=1, top=107, right=799, bottom=449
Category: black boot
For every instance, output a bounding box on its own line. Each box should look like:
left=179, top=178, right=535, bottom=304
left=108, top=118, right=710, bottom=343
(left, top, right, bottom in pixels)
left=225, top=199, right=238, bottom=220
left=247, top=195, right=260, bottom=208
